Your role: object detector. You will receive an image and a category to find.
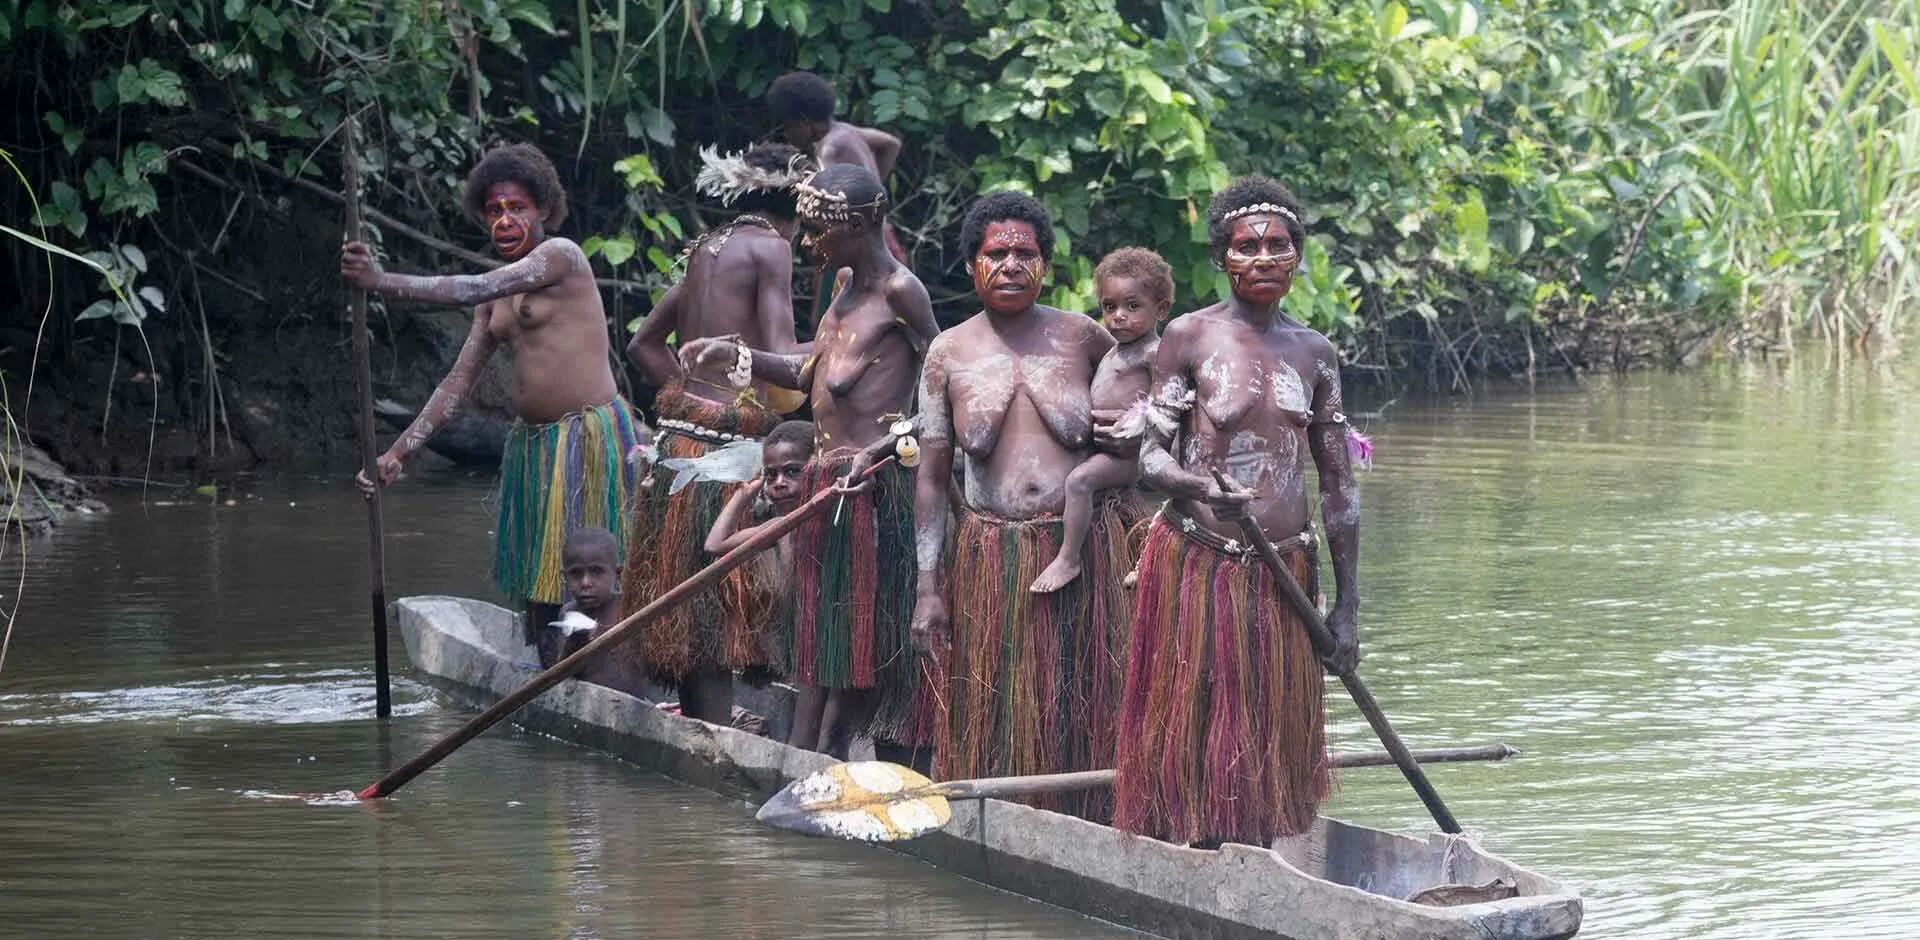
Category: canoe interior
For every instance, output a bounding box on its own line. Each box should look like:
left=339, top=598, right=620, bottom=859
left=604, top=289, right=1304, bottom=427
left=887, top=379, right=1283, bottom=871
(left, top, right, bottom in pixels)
left=394, top=595, right=1582, bottom=940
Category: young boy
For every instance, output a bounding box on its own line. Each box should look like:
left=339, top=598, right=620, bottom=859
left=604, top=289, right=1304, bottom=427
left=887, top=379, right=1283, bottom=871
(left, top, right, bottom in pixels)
left=544, top=527, right=622, bottom=669
left=1031, top=248, right=1174, bottom=593
left=705, top=420, right=817, bottom=559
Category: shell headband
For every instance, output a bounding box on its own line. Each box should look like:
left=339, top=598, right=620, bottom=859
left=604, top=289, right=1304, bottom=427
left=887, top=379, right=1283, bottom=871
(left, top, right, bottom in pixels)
left=694, top=145, right=816, bottom=206
left=796, top=173, right=889, bottom=227
left=1221, top=202, right=1300, bottom=225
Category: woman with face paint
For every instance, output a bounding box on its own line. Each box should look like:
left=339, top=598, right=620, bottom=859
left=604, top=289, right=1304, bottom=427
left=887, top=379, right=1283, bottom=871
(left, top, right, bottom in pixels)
left=910, top=192, right=1131, bottom=821
left=340, top=143, right=640, bottom=660
left=1110, top=175, right=1361, bottom=848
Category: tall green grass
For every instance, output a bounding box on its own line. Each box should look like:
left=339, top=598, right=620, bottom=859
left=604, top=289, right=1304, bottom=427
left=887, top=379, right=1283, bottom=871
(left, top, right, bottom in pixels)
left=1658, top=0, right=1920, bottom=347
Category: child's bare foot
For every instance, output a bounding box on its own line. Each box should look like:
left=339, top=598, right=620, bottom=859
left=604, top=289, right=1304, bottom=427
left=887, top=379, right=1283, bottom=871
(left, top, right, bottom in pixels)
left=1029, top=554, right=1083, bottom=593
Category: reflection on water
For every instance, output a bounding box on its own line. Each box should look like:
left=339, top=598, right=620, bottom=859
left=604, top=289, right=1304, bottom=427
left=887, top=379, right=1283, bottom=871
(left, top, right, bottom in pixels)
left=2, top=357, right=1917, bottom=938
left=1325, top=358, right=1920, bottom=939
left=0, top=473, right=1134, bottom=939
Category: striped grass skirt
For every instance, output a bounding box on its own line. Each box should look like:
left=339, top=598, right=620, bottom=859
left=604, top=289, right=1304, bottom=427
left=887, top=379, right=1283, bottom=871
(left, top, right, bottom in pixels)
left=492, top=398, right=642, bottom=606
left=617, top=384, right=780, bottom=682
left=936, top=501, right=1132, bottom=820
left=785, top=454, right=936, bottom=745
left=1113, top=515, right=1331, bottom=846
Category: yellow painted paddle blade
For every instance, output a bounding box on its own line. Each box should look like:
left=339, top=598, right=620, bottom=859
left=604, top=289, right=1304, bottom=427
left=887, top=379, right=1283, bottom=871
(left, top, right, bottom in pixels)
left=755, top=761, right=952, bottom=842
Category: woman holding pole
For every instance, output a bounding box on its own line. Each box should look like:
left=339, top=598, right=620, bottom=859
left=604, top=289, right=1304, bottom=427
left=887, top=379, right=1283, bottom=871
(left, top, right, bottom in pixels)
left=1113, top=175, right=1363, bottom=847
left=340, top=143, right=641, bottom=658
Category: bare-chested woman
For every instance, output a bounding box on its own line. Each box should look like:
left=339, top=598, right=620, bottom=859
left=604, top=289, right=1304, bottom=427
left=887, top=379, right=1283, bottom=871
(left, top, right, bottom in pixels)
left=680, top=163, right=939, bottom=764
left=911, top=192, right=1130, bottom=819
left=620, top=143, right=814, bottom=724
left=341, top=143, right=641, bottom=659
left=1113, top=175, right=1361, bottom=848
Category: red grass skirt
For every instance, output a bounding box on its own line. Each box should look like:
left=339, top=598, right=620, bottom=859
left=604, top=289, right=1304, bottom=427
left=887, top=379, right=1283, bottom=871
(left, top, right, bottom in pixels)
left=616, top=384, right=780, bottom=682
left=784, top=453, right=935, bottom=744
left=1112, top=515, right=1331, bottom=846
left=935, top=501, right=1132, bottom=819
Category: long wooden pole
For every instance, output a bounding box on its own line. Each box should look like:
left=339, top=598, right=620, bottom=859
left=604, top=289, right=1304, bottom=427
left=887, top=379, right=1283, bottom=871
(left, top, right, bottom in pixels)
left=1212, top=472, right=1463, bottom=834
left=344, top=117, right=392, bottom=720
left=938, top=744, right=1516, bottom=800
left=358, top=458, right=894, bottom=799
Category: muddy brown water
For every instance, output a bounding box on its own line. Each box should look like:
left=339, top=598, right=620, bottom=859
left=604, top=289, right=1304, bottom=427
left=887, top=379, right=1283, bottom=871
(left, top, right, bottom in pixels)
left=3, top=358, right=1918, bottom=938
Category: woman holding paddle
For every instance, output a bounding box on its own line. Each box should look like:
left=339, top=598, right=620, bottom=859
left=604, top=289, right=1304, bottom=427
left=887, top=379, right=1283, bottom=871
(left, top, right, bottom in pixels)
left=1113, top=175, right=1362, bottom=847
left=340, top=143, right=642, bottom=661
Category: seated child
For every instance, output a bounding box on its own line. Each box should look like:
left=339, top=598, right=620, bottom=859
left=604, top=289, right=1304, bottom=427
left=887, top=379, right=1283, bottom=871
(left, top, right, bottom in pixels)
left=1031, top=248, right=1173, bottom=593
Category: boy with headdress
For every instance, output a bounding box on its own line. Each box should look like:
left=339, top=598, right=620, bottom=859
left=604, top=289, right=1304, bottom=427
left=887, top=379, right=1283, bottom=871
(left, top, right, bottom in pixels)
left=341, top=142, right=642, bottom=657
left=681, top=162, right=938, bottom=763
left=620, top=142, right=815, bottom=725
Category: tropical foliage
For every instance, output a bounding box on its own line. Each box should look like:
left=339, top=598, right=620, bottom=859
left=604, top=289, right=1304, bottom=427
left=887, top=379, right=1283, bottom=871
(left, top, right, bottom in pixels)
left=1, top=0, right=1915, bottom=427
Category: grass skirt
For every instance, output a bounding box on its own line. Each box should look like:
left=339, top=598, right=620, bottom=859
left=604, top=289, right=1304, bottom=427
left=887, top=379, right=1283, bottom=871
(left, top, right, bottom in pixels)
left=1113, top=515, right=1330, bottom=846
left=493, top=399, right=642, bottom=605
left=785, top=454, right=935, bottom=744
left=617, top=384, right=780, bottom=682
left=935, top=501, right=1132, bottom=819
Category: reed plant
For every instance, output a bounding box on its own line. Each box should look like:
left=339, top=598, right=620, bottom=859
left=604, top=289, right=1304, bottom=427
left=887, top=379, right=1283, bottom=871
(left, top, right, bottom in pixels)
left=1654, top=0, right=1920, bottom=346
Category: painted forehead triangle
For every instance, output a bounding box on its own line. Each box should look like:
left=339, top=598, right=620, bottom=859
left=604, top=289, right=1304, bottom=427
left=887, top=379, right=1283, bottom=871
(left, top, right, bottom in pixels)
left=1248, top=219, right=1270, bottom=238
left=985, top=224, right=1038, bottom=250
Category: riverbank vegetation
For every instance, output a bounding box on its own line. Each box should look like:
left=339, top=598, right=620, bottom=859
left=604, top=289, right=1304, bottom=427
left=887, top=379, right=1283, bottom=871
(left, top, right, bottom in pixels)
left=1, top=0, right=1915, bottom=468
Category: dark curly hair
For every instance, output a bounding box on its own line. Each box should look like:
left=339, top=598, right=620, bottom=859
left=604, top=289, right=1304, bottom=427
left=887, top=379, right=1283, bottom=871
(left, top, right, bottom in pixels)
left=767, top=71, right=836, bottom=123
left=728, top=142, right=812, bottom=219
left=959, top=191, right=1055, bottom=261
left=1206, top=175, right=1304, bottom=253
left=1094, top=247, right=1173, bottom=305
left=462, top=142, right=569, bottom=231
left=804, top=162, right=889, bottom=226
left=763, top=419, right=817, bottom=455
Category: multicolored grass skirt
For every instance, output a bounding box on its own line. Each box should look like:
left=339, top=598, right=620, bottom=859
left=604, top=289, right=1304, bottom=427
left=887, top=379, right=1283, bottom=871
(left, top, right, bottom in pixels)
left=1113, top=514, right=1331, bottom=846
left=936, top=501, right=1132, bottom=819
left=493, top=398, right=643, bottom=606
left=617, top=383, right=780, bottom=682
left=785, top=453, right=933, bottom=744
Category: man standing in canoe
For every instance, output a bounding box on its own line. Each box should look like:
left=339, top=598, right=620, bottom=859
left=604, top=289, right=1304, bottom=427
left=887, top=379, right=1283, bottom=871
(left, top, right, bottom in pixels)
left=341, top=142, right=641, bottom=660
left=1113, top=175, right=1361, bottom=847
left=910, top=192, right=1131, bottom=819
left=620, top=142, right=814, bottom=724
left=765, top=71, right=909, bottom=326
left=679, top=163, right=940, bottom=762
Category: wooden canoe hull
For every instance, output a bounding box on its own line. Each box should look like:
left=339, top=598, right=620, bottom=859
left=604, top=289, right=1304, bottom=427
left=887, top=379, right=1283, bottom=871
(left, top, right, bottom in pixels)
left=395, top=595, right=1583, bottom=940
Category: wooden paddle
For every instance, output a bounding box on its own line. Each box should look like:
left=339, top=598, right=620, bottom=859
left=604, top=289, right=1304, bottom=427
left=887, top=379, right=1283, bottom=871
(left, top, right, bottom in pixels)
left=1210, top=469, right=1463, bottom=834
left=343, top=116, right=392, bottom=719
left=759, top=744, right=1515, bottom=842
left=357, top=457, right=895, bottom=799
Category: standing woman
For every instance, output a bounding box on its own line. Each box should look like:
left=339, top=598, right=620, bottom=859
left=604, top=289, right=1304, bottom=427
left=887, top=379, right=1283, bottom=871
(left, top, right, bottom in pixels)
left=342, top=143, right=641, bottom=656
left=910, top=192, right=1131, bottom=820
left=1113, top=176, right=1362, bottom=847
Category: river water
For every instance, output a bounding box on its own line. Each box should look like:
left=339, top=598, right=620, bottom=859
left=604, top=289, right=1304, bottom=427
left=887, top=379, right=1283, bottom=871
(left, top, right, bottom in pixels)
left=2, top=357, right=1916, bottom=938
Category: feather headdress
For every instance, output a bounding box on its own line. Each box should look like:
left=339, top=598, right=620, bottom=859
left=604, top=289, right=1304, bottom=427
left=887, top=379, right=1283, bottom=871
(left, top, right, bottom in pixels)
left=695, top=144, right=815, bottom=206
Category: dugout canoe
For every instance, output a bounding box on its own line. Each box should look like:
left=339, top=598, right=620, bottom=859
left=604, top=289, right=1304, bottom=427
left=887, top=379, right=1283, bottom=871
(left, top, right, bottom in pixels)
left=394, top=595, right=1583, bottom=940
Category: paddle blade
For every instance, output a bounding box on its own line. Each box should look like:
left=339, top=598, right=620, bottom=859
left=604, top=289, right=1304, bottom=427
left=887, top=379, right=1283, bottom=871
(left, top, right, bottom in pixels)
left=755, top=761, right=951, bottom=842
